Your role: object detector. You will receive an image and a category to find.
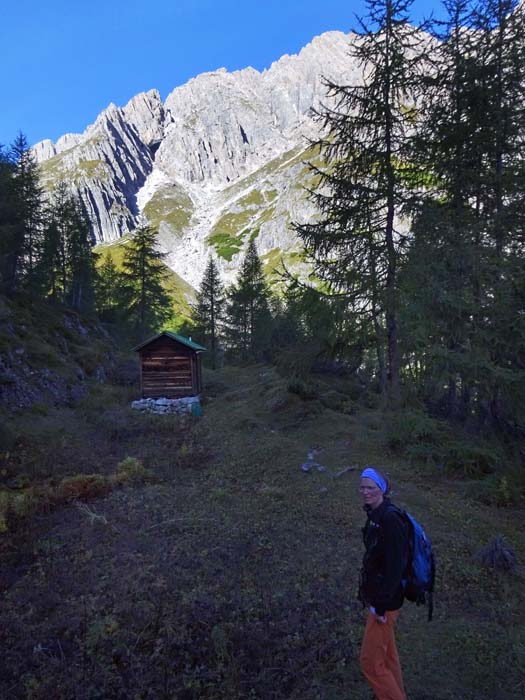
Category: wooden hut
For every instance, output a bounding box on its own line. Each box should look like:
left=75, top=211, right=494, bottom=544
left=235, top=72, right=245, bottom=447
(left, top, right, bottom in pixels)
left=133, top=331, right=206, bottom=399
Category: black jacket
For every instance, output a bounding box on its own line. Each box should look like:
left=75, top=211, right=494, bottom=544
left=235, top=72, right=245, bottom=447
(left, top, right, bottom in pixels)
left=359, top=499, right=408, bottom=616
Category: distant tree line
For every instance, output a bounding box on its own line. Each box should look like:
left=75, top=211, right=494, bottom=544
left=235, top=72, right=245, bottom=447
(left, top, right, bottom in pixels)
left=0, top=133, right=94, bottom=308
left=190, top=241, right=366, bottom=376
left=0, top=133, right=171, bottom=339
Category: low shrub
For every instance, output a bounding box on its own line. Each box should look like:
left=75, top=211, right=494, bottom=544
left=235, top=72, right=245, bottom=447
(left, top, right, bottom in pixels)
left=28, top=402, right=49, bottom=417
left=116, top=456, right=154, bottom=484
left=287, top=377, right=319, bottom=400
left=26, top=338, right=63, bottom=369
left=275, top=342, right=321, bottom=379
left=174, top=438, right=210, bottom=469
left=467, top=472, right=525, bottom=506
left=109, top=358, right=139, bottom=386
left=443, top=439, right=501, bottom=476
left=475, top=535, right=518, bottom=572
left=0, top=418, right=18, bottom=452
left=57, top=474, right=113, bottom=502
left=0, top=490, right=9, bottom=532
left=386, top=409, right=446, bottom=451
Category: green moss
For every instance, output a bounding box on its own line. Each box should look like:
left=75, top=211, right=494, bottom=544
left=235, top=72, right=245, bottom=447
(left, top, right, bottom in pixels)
left=207, top=233, right=243, bottom=262
left=39, top=156, right=66, bottom=185
left=210, top=210, right=253, bottom=237
left=219, top=146, right=305, bottom=203
left=143, top=186, right=194, bottom=232
left=264, top=189, right=278, bottom=203
left=238, top=189, right=265, bottom=208
left=256, top=206, right=276, bottom=225
left=76, top=160, right=109, bottom=179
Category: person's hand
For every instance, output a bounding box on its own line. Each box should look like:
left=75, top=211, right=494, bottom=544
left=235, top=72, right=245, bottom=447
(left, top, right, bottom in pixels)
left=370, top=607, right=386, bottom=623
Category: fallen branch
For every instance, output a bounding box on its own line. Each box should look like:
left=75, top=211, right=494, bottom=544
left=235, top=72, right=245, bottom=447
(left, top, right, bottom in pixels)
left=76, top=502, right=108, bottom=525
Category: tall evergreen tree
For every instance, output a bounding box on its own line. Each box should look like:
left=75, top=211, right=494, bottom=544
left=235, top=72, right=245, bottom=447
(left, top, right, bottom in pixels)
left=66, top=200, right=95, bottom=313
left=294, top=0, right=426, bottom=403
left=404, top=0, right=482, bottom=418
left=95, top=251, right=124, bottom=322
left=39, top=182, right=96, bottom=312
left=470, top=0, right=525, bottom=429
left=0, top=145, right=17, bottom=295
left=10, top=132, right=44, bottom=293
left=472, top=0, right=525, bottom=254
left=39, top=182, right=74, bottom=303
left=224, top=241, right=273, bottom=361
left=121, top=225, right=172, bottom=338
left=404, top=0, right=525, bottom=428
left=193, top=256, right=224, bottom=369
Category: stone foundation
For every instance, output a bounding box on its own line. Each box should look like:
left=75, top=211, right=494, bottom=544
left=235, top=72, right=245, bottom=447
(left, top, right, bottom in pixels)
left=131, top=396, right=202, bottom=415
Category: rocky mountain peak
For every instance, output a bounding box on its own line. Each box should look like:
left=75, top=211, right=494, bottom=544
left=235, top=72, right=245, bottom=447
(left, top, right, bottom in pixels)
left=33, top=30, right=362, bottom=289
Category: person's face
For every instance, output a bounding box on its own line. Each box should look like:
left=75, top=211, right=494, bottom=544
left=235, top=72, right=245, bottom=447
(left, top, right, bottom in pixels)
left=359, top=477, right=384, bottom=510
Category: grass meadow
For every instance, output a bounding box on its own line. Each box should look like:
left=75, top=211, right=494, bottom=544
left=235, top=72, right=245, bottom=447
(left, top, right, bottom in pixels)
left=0, top=364, right=523, bottom=699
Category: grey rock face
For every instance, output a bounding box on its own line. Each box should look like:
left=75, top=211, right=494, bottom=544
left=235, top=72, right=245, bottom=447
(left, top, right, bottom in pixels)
left=36, top=90, right=165, bottom=243
left=33, top=31, right=363, bottom=279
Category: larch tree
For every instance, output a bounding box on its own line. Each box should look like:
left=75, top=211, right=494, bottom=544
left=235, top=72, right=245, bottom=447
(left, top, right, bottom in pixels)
left=403, top=0, right=525, bottom=428
left=294, top=0, right=427, bottom=404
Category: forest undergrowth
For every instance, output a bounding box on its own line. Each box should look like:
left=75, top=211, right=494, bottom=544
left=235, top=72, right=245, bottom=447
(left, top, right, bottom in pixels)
left=0, top=364, right=523, bottom=700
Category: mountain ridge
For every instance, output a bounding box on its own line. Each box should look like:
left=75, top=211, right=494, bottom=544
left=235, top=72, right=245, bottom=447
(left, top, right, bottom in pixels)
left=33, top=30, right=362, bottom=290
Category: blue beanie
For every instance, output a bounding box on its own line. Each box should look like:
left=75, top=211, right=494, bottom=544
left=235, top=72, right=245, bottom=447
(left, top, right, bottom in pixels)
left=360, top=467, right=387, bottom=494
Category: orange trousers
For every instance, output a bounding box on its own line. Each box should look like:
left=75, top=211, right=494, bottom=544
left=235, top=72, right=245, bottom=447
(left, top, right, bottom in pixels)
left=359, top=609, right=406, bottom=700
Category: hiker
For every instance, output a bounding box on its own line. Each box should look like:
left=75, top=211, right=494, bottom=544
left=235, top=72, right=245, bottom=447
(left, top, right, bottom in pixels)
left=358, top=467, right=408, bottom=700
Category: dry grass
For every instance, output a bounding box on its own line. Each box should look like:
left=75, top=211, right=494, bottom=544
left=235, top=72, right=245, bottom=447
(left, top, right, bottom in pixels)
left=0, top=364, right=523, bottom=699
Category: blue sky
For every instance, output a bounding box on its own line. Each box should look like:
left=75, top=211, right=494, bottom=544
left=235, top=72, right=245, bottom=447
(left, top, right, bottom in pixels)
left=1, top=0, right=444, bottom=147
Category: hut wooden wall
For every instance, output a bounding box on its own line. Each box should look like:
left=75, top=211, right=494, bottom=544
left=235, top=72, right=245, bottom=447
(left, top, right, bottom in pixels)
left=140, top=336, right=196, bottom=398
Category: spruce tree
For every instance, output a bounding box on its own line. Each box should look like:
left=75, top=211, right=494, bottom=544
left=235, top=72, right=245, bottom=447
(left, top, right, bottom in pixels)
left=121, top=225, right=172, bottom=338
left=294, top=0, right=426, bottom=404
left=66, top=201, right=95, bottom=313
left=193, top=256, right=224, bottom=369
left=471, top=0, right=525, bottom=429
left=405, top=0, right=525, bottom=428
left=10, top=132, right=44, bottom=293
left=39, top=182, right=73, bottom=303
left=95, top=251, right=124, bottom=322
left=39, top=182, right=95, bottom=311
left=0, top=145, right=17, bottom=295
left=225, top=241, right=273, bottom=361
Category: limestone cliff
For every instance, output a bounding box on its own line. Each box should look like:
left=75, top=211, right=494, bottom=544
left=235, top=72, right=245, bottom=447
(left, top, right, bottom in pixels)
left=34, top=31, right=362, bottom=288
